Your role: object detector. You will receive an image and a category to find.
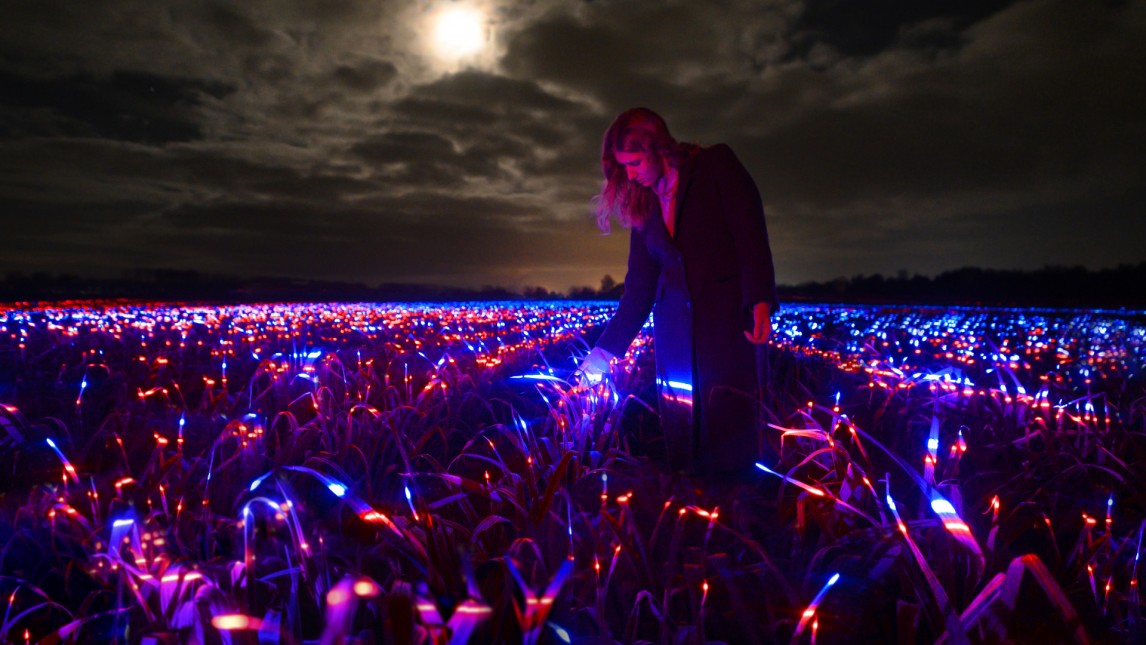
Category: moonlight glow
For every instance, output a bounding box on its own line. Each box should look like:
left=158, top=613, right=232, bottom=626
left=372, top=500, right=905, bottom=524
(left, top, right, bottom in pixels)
left=432, top=6, right=486, bottom=60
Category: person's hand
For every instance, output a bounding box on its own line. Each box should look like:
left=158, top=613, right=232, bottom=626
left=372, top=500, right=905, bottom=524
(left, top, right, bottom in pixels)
left=744, top=302, right=771, bottom=344
left=575, top=346, right=615, bottom=384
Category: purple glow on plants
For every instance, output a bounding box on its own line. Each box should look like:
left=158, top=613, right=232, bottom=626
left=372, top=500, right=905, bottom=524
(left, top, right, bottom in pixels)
left=0, top=301, right=1142, bottom=641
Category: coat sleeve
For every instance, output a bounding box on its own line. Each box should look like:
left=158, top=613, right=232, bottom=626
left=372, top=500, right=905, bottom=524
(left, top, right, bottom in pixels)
left=713, top=144, right=779, bottom=313
left=596, top=226, right=658, bottom=357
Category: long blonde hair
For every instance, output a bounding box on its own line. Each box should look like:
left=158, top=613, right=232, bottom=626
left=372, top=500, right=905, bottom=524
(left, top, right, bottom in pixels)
left=593, top=107, right=697, bottom=232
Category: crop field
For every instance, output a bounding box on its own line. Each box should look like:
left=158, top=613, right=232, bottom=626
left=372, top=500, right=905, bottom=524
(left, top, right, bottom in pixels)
left=0, top=301, right=1144, bottom=644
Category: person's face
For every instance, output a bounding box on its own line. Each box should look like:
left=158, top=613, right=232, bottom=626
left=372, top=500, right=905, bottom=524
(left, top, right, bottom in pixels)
left=614, top=150, right=661, bottom=188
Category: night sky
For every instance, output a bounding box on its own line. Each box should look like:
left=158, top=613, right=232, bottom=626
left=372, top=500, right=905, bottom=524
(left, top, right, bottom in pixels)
left=2, top=0, right=1145, bottom=294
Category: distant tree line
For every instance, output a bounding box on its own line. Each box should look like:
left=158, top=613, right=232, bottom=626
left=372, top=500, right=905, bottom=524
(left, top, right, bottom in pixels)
left=2, top=264, right=1144, bottom=308
left=0, top=270, right=631, bottom=305
left=779, top=263, right=1146, bottom=309
left=0, top=269, right=519, bottom=305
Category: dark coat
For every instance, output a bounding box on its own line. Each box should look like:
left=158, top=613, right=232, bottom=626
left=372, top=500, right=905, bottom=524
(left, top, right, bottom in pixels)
left=596, top=144, right=778, bottom=475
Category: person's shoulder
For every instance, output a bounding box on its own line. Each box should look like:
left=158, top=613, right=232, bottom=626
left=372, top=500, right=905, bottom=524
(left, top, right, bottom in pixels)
left=705, top=143, right=739, bottom=161
left=696, top=143, right=743, bottom=171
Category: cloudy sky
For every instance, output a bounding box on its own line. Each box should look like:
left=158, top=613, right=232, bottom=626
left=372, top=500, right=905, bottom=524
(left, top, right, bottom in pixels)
left=2, top=0, right=1144, bottom=293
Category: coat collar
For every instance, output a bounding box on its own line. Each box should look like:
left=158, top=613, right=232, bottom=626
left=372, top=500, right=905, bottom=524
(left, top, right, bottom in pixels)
left=670, top=147, right=700, bottom=242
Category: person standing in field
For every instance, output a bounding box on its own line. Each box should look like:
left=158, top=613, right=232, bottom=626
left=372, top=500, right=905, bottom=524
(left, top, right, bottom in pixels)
left=578, top=107, right=778, bottom=479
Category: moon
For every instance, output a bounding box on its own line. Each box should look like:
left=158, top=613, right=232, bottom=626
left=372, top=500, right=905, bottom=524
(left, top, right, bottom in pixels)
left=431, top=5, right=487, bottom=60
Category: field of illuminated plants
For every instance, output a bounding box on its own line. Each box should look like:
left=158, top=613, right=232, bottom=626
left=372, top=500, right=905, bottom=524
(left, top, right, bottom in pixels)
left=1, top=301, right=1144, bottom=644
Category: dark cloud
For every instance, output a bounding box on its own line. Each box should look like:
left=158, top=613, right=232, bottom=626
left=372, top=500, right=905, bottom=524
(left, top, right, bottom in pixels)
left=407, top=69, right=582, bottom=114
left=350, top=130, right=490, bottom=187
left=740, top=0, right=1146, bottom=210
left=788, top=0, right=1015, bottom=59
left=195, top=2, right=279, bottom=50
left=332, top=59, right=399, bottom=92
left=0, top=69, right=232, bottom=143
left=500, top=12, right=690, bottom=111
left=372, top=69, right=603, bottom=201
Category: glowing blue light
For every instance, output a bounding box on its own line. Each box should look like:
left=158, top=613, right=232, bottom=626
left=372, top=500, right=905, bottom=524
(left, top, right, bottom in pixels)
left=827, top=572, right=840, bottom=586
left=551, top=624, right=571, bottom=643
left=327, top=482, right=347, bottom=497
left=509, top=374, right=565, bottom=383
left=927, top=438, right=939, bottom=451
left=112, top=519, right=134, bottom=529
left=656, top=379, right=693, bottom=392
left=755, top=462, right=778, bottom=476
left=249, top=472, right=272, bottom=492
left=46, top=437, right=57, bottom=449
left=930, top=498, right=957, bottom=516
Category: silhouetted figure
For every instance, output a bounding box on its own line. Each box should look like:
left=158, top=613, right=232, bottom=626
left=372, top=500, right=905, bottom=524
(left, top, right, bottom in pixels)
left=578, top=108, right=778, bottom=479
